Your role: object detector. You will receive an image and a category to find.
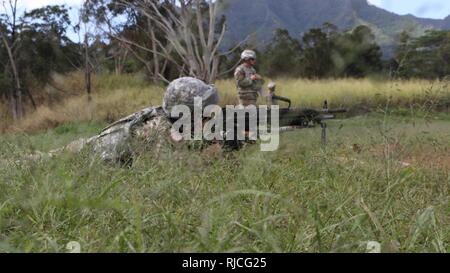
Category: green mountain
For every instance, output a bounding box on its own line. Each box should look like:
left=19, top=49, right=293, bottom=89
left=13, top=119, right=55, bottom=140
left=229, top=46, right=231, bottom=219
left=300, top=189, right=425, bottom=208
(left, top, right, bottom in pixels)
left=219, top=0, right=450, bottom=57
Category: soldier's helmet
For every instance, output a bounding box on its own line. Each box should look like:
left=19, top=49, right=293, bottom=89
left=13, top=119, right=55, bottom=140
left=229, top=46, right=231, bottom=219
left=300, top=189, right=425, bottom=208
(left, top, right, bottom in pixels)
left=241, top=50, right=256, bottom=61
left=268, top=82, right=276, bottom=92
left=163, top=77, right=219, bottom=116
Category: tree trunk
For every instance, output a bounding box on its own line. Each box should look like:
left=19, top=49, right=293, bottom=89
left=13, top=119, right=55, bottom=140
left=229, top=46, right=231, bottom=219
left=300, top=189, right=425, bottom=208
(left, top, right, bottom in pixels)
left=149, top=23, right=160, bottom=84
left=24, top=88, right=37, bottom=110
left=84, top=32, right=92, bottom=101
left=0, top=27, right=22, bottom=120
left=8, top=84, right=18, bottom=120
left=111, top=0, right=229, bottom=84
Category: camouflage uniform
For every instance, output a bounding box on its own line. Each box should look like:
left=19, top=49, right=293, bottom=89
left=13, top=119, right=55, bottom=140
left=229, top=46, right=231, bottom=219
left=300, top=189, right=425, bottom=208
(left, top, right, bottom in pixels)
left=89, top=106, right=172, bottom=165
left=42, top=106, right=172, bottom=166
left=35, top=77, right=220, bottom=165
left=234, top=63, right=264, bottom=106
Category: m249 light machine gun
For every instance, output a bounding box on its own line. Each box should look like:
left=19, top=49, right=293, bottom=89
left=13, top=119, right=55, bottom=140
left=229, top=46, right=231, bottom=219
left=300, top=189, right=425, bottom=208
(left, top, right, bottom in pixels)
left=276, top=100, right=347, bottom=144
left=215, top=83, right=347, bottom=150
left=268, top=82, right=347, bottom=144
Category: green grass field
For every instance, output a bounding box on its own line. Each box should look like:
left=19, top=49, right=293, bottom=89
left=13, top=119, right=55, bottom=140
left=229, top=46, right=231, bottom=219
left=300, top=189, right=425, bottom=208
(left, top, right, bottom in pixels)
left=3, top=74, right=449, bottom=132
left=0, top=75, right=449, bottom=252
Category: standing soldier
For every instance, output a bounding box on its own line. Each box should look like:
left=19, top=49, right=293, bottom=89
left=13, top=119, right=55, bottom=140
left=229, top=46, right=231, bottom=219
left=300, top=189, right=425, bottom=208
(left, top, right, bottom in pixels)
left=234, top=50, right=264, bottom=106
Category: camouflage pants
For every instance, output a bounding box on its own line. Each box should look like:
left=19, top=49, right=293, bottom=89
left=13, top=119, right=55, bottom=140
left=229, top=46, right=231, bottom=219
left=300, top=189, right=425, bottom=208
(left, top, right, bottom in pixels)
left=238, top=92, right=258, bottom=106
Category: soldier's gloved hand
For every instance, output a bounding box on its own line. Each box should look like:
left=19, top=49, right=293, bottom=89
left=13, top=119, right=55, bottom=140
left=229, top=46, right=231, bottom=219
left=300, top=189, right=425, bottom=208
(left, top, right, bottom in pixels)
left=251, top=74, right=261, bottom=81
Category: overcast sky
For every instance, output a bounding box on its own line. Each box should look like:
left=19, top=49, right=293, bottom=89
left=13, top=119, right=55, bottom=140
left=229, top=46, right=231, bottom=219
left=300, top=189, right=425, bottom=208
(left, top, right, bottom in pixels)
left=2, top=0, right=450, bottom=19
left=1, top=0, right=83, bottom=11
left=368, top=0, right=450, bottom=19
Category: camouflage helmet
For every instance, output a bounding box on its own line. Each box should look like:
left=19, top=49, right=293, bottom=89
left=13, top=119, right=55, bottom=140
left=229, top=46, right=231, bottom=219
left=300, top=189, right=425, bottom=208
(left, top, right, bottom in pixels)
left=163, top=77, right=219, bottom=116
left=241, top=49, right=256, bottom=61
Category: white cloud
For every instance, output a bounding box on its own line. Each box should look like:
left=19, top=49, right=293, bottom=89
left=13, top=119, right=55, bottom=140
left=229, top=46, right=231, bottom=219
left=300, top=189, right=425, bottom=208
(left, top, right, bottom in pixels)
left=20, top=0, right=83, bottom=10
left=1, top=0, right=83, bottom=13
left=367, top=0, right=383, bottom=7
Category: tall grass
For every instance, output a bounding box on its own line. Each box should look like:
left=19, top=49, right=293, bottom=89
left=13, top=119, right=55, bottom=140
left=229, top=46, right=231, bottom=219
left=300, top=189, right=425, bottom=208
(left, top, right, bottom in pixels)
left=217, top=77, right=450, bottom=111
left=5, top=73, right=165, bottom=133
left=0, top=73, right=449, bottom=253
left=2, top=73, right=449, bottom=133
left=0, top=114, right=448, bottom=252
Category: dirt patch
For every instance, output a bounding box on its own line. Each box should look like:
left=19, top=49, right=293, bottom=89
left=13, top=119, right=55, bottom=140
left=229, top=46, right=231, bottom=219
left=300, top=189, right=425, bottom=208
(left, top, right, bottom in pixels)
left=367, top=143, right=449, bottom=171
left=401, top=151, right=450, bottom=170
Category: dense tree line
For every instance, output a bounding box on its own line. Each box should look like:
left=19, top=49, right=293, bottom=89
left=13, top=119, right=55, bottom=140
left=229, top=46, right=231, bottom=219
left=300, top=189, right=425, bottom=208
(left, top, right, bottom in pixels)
left=0, top=3, right=83, bottom=119
left=1, top=0, right=450, bottom=121
left=248, top=23, right=383, bottom=79
left=1, top=0, right=229, bottom=120
left=394, top=30, right=450, bottom=79
left=254, top=25, right=450, bottom=80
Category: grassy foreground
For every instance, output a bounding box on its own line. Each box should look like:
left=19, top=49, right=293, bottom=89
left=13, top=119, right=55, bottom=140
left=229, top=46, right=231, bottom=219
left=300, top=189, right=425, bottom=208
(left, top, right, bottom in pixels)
left=0, top=74, right=449, bottom=252
left=0, top=111, right=449, bottom=252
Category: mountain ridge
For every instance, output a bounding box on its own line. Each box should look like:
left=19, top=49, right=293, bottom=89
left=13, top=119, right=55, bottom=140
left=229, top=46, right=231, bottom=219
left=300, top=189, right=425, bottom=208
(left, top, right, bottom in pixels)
left=219, top=0, right=450, bottom=57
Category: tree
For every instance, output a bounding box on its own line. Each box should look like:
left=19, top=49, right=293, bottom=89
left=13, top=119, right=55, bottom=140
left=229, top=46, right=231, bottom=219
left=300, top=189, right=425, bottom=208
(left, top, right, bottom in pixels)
left=261, top=29, right=302, bottom=77
left=297, top=24, right=382, bottom=79
left=300, top=25, right=335, bottom=78
left=0, top=0, right=23, bottom=119
left=85, top=0, right=231, bottom=84
left=395, top=30, right=450, bottom=79
left=0, top=2, right=76, bottom=119
left=332, top=25, right=382, bottom=77
left=21, top=5, right=76, bottom=79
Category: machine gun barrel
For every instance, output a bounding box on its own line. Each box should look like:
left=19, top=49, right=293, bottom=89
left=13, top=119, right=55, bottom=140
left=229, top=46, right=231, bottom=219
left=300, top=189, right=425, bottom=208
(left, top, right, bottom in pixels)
left=218, top=103, right=347, bottom=127
left=321, top=108, right=347, bottom=114
left=215, top=94, right=348, bottom=147
left=271, top=95, right=291, bottom=108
